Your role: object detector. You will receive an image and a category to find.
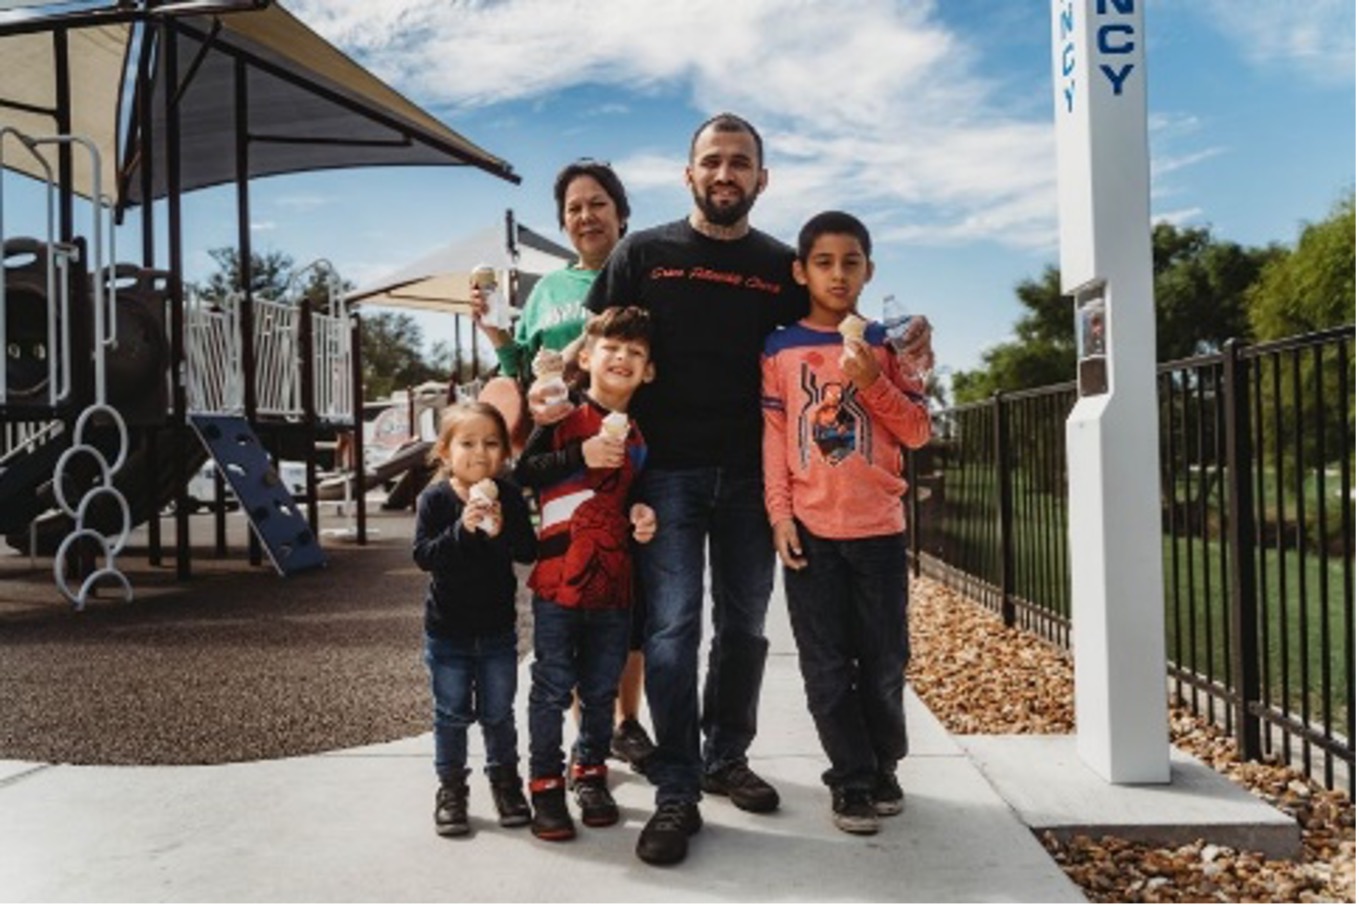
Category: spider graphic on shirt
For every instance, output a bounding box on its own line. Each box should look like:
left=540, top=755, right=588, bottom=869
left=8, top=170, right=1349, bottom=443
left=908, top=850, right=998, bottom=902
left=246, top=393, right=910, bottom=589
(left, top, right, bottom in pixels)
left=796, top=361, right=873, bottom=468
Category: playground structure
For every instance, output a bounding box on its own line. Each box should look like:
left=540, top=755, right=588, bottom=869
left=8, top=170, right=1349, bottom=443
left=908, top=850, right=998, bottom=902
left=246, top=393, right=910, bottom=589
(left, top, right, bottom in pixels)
left=0, top=1, right=519, bottom=606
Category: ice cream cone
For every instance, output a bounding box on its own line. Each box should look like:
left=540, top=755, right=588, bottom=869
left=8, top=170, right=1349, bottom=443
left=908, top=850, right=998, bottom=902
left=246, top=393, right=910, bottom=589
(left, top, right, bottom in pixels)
left=531, top=348, right=565, bottom=380
left=470, top=264, right=498, bottom=290
left=837, top=314, right=867, bottom=344
left=472, top=264, right=510, bottom=329
left=600, top=411, right=629, bottom=441
left=470, top=478, right=498, bottom=503
left=531, top=349, right=569, bottom=406
left=469, top=478, right=499, bottom=533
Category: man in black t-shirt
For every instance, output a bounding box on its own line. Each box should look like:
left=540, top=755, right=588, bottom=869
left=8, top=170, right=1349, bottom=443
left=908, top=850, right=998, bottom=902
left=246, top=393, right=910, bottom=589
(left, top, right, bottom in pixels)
left=584, top=113, right=808, bottom=866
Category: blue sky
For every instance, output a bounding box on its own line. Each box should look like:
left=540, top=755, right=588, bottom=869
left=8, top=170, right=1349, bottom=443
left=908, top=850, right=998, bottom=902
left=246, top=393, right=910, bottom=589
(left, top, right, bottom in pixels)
left=4, top=0, right=1355, bottom=380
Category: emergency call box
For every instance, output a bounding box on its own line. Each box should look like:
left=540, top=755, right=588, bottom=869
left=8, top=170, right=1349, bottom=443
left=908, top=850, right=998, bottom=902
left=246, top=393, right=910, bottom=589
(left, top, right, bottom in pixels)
left=1072, top=280, right=1108, bottom=397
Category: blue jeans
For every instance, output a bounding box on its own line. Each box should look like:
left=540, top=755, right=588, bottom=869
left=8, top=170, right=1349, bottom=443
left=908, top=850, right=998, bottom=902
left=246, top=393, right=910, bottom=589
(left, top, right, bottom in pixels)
left=527, top=597, right=632, bottom=780
left=423, top=629, right=520, bottom=783
left=636, top=467, right=775, bottom=805
left=782, top=525, right=910, bottom=791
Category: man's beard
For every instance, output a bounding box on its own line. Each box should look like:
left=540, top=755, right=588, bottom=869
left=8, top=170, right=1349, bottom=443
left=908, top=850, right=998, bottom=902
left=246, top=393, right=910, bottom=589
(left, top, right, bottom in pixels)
left=693, top=184, right=757, bottom=226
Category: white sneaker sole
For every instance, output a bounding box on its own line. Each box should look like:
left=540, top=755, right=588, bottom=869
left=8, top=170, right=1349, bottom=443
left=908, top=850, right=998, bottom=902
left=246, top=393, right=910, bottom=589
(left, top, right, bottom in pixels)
left=832, top=814, right=880, bottom=835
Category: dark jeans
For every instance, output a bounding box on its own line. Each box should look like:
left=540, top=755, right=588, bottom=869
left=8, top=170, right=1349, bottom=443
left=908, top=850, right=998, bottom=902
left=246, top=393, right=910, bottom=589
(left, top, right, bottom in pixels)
left=636, top=467, right=775, bottom=805
left=423, top=629, right=520, bottom=783
left=782, top=525, right=910, bottom=791
left=527, top=597, right=632, bottom=780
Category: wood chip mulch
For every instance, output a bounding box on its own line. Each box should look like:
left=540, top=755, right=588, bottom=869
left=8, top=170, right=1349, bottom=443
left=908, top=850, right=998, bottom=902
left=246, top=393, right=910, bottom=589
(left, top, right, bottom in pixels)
left=907, top=576, right=1356, bottom=903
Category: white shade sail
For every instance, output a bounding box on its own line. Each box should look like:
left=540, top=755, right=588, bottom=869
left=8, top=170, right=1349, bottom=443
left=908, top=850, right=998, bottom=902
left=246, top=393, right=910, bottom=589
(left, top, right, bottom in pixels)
left=347, top=221, right=576, bottom=316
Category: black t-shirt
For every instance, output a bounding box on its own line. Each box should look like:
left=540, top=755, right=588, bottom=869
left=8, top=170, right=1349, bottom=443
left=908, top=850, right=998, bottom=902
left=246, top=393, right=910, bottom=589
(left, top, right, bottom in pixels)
left=584, top=218, right=808, bottom=471
left=412, top=477, right=537, bottom=639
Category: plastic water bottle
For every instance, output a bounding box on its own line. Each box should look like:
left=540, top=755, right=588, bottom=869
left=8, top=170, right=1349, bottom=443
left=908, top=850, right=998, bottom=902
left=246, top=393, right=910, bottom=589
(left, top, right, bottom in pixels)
left=883, top=294, right=932, bottom=381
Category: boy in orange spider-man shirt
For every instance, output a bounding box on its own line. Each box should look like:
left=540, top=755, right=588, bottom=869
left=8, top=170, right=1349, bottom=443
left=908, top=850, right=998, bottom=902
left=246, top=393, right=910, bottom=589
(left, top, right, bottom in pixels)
left=760, top=210, right=933, bottom=837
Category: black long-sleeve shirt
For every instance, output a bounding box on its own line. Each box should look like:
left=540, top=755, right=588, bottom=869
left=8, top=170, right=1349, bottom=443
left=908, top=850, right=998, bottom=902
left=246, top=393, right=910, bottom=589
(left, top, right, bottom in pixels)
left=412, top=476, right=536, bottom=639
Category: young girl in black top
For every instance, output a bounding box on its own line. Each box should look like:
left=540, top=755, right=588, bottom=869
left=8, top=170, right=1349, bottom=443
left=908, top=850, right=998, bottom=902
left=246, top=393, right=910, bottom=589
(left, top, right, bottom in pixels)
left=413, top=402, right=537, bottom=836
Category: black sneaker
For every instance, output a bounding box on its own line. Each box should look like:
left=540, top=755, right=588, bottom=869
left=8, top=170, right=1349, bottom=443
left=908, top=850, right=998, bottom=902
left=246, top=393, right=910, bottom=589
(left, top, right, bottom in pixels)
left=610, top=719, right=657, bottom=772
left=434, top=782, right=469, bottom=837
left=873, top=770, right=904, bottom=816
left=700, top=762, right=780, bottom=813
left=572, top=765, right=620, bottom=827
left=635, top=802, right=703, bottom=866
left=487, top=765, right=532, bottom=828
left=831, top=788, right=879, bottom=835
left=529, top=777, right=576, bottom=841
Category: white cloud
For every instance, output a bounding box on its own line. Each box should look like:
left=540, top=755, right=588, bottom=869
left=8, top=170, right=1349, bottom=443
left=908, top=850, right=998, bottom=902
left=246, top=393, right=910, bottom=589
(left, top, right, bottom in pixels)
left=288, top=0, right=1061, bottom=250
left=1194, top=0, right=1355, bottom=85
left=1152, top=147, right=1227, bottom=179
left=1147, top=111, right=1224, bottom=208
left=250, top=221, right=277, bottom=232
left=1151, top=206, right=1205, bottom=227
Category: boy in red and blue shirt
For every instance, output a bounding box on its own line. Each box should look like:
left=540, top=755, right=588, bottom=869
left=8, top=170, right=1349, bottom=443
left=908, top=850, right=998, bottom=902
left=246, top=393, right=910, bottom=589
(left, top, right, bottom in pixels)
left=514, top=306, right=657, bottom=841
left=761, top=211, right=932, bottom=835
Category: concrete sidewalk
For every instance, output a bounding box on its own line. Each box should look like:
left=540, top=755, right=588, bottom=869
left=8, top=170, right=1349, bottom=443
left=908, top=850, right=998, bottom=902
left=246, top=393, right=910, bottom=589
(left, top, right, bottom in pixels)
left=0, top=573, right=1085, bottom=903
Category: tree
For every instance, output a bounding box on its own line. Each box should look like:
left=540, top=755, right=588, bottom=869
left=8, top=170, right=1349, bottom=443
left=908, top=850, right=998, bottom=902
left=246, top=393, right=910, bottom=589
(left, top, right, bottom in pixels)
left=1152, top=223, right=1278, bottom=361
left=360, top=311, right=443, bottom=400
left=951, top=265, right=1074, bottom=402
left=951, top=223, right=1277, bottom=403
left=295, top=261, right=354, bottom=314
left=1245, top=191, right=1356, bottom=476
left=190, top=246, right=454, bottom=401
left=188, top=246, right=295, bottom=302
left=1247, top=191, right=1355, bottom=339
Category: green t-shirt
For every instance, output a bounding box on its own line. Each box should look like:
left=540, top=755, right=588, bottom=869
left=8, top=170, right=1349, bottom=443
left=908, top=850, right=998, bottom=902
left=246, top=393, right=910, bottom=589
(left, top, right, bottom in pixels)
left=495, top=266, right=597, bottom=379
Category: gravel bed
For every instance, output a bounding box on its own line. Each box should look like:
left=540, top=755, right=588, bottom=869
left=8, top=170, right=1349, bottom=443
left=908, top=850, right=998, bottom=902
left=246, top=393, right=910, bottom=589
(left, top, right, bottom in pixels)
left=907, top=576, right=1356, bottom=903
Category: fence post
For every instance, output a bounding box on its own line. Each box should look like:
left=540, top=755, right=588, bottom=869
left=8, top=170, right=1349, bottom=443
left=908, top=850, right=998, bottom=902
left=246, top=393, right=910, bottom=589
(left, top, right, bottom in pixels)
left=350, top=309, right=367, bottom=545
left=1223, top=338, right=1263, bottom=761
left=994, top=392, right=1015, bottom=626
left=299, top=301, right=319, bottom=534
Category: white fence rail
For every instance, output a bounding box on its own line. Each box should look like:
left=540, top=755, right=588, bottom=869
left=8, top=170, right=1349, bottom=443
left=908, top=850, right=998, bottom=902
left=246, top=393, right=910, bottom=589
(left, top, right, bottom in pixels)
left=253, top=296, right=301, bottom=418
left=185, top=293, right=242, bottom=414
left=185, top=288, right=353, bottom=423
left=312, top=307, right=353, bottom=422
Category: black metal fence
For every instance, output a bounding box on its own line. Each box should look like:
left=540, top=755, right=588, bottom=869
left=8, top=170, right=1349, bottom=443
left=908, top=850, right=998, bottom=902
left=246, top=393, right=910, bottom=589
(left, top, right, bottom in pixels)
left=909, top=326, right=1355, bottom=794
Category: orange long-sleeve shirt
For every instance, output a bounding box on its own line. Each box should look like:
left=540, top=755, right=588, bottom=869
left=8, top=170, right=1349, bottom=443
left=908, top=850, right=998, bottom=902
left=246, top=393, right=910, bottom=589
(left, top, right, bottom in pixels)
left=761, top=319, right=931, bottom=539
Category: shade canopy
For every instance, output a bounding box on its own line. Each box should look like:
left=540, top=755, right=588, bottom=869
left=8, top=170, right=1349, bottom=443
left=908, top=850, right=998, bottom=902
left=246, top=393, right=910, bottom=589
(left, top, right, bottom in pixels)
left=347, top=221, right=576, bottom=316
left=0, top=19, right=130, bottom=204
left=0, top=2, right=518, bottom=210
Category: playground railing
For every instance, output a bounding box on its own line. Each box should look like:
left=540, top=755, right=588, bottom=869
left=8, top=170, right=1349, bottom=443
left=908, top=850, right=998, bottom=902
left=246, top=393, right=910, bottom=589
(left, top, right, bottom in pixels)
left=253, top=294, right=301, bottom=418
left=311, top=305, right=352, bottom=423
left=185, top=289, right=353, bottom=424
left=185, top=292, right=243, bottom=414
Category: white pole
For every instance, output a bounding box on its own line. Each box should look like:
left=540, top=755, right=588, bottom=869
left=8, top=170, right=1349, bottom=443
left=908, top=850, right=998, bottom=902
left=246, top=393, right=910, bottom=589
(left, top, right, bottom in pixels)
left=1051, top=0, right=1170, bottom=783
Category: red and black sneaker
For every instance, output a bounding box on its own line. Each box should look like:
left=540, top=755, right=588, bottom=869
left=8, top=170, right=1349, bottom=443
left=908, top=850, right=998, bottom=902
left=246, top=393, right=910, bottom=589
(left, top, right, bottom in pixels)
left=529, top=776, right=576, bottom=841
left=572, top=763, right=620, bottom=827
